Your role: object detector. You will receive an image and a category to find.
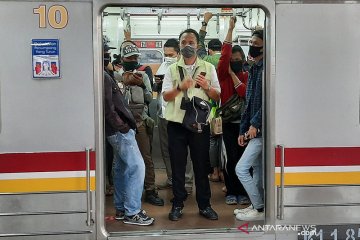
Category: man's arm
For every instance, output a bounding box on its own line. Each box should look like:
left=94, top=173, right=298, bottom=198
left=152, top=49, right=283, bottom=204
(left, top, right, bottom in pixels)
left=144, top=66, right=154, bottom=87
left=197, top=12, right=213, bottom=59
left=104, top=73, right=130, bottom=133
left=162, top=68, right=193, bottom=102
left=142, top=73, right=153, bottom=104
left=124, top=28, right=131, bottom=41
left=207, top=64, right=221, bottom=101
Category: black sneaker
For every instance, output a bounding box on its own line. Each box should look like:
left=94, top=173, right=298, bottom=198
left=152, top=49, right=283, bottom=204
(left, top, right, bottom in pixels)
left=145, top=190, right=164, bottom=206
left=123, top=210, right=154, bottom=226
left=115, top=210, right=125, bottom=220
left=168, top=206, right=183, bottom=221
left=199, top=206, right=218, bottom=220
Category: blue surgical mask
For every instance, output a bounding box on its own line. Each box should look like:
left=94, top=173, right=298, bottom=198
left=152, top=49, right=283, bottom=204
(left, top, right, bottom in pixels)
left=180, top=45, right=196, bottom=58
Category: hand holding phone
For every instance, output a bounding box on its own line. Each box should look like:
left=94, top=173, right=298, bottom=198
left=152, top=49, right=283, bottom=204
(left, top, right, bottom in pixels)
left=195, top=72, right=206, bottom=88
left=154, top=74, right=165, bottom=84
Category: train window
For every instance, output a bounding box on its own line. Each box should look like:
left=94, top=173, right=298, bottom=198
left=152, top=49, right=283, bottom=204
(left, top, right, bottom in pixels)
left=102, top=6, right=266, bottom=236
left=138, top=49, right=163, bottom=64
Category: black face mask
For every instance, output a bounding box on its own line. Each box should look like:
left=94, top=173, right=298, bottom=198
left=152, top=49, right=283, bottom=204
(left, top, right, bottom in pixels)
left=122, top=61, right=139, bottom=71
left=230, top=61, right=243, bottom=73
left=104, top=53, right=111, bottom=67
left=249, top=46, right=263, bottom=58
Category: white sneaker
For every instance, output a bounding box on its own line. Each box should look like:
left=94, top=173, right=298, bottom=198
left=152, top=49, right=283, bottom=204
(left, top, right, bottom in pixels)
left=233, top=204, right=254, bottom=215
left=236, top=209, right=264, bottom=221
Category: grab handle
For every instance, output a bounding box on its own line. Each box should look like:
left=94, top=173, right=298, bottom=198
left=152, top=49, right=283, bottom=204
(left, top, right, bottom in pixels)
left=85, top=147, right=93, bottom=226
left=277, top=144, right=285, bottom=220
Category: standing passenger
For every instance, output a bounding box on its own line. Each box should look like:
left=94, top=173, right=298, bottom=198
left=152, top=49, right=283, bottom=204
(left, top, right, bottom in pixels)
left=235, top=29, right=264, bottom=221
left=103, top=43, right=154, bottom=226
left=217, top=17, right=250, bottom=205
left=162, top=29, right=220, bottom=221
left=120, top=42, right=164, bottom=206
left=197, top=12, right=223, bottom=183
left=154, top=39, right=194, bottom=193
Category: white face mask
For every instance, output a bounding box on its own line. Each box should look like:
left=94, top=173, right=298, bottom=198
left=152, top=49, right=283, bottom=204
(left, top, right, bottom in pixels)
left=164, top=57, right=177, bottom=65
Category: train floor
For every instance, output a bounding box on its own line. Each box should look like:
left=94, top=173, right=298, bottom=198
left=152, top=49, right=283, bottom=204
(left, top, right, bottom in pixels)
left=105, top=168, right=263, bottom=233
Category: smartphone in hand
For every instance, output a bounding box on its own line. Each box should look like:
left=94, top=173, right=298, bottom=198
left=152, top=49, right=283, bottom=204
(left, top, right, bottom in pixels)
left=154, top=74, right=165, bottom=80
left=195, top=72, right=207, bottom=88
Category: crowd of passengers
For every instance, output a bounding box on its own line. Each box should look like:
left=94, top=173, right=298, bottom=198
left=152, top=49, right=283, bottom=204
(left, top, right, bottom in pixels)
left=103, top=12, right=264, bottom=226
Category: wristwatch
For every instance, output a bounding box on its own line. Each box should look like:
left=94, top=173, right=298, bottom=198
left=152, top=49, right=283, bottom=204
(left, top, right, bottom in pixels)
left=201, top=21, right=208, bottom=27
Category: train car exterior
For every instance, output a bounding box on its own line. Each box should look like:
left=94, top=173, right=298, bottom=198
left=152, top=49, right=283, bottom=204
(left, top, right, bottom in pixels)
left=0, top=0, right=359, bottom=240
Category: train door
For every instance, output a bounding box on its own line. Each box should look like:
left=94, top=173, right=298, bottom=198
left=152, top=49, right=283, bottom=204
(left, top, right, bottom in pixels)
left=95, top=1, right=277, bottom=239
left=0, top=1, right=96, bottom=240
left=275, top=1, right=360, bottom=239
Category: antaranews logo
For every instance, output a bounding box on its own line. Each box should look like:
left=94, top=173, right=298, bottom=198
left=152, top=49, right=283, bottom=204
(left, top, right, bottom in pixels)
left=237, top=223, right=316, bottom=236
left=237, top=223, right=250, bottom=234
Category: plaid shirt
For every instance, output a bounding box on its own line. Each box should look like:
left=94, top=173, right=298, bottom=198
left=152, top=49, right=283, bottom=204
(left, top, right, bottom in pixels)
left=240, top=59, right=263, bottom=136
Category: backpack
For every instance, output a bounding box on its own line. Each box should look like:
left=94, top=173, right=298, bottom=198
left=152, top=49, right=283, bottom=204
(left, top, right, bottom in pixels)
left=124, top=85, right=145, bottom=123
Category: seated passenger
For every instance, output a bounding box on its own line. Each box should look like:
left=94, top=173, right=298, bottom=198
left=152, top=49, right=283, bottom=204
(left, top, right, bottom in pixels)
left=103, top=43, right=154, bottom=226
left=162, top=29, right=221, bottom=221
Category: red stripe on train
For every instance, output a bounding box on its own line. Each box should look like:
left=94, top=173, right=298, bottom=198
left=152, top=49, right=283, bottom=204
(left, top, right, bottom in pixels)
left=275, top=147, right=360, bottom=167
left=0, top=151, right=96, bottom=173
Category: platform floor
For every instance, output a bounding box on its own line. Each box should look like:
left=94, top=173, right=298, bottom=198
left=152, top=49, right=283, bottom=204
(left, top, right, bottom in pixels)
left=105, top=169, right=263, bottom=233
left=105, top=125, right=264, bottom=233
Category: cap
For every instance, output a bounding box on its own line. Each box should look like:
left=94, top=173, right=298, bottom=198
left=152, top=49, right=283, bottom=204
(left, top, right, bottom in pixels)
left=104, top=44, right=116, bottom=52
left=121, top=43, right=141, bottom=58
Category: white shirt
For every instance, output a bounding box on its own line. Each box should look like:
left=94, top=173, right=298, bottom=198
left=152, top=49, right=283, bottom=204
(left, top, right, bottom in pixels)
left=156, top=61, right=174, bottom=118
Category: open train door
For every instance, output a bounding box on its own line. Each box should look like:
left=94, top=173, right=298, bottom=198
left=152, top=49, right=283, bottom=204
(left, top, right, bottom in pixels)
left=94, top=0, right=278, bottom=240
left=275, top=1, right=360, bottom=239
left=0, top=1, right=96, bottom=239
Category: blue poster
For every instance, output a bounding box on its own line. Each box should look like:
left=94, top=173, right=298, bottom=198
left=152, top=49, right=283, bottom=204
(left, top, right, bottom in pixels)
left=32, top=39, right=60, bottom=78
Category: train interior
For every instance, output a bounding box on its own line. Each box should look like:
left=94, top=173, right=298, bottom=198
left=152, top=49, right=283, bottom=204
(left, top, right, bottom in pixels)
left=102, top=6, right=266, bottom=234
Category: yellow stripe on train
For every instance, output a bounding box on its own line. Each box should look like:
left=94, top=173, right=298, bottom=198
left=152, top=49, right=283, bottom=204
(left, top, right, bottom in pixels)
left=0, top=177, right=96, bottom=193
left=275, top=172, right=360, bottom=186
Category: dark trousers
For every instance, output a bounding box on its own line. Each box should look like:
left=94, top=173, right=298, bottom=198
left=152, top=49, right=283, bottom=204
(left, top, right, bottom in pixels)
left=167, top=121, right=212, bottom=210
left=135, top=123, right=156, bottom=191
left=209, top=135, right=222, bottom=168
left=222, top=122, right=248, bottom=197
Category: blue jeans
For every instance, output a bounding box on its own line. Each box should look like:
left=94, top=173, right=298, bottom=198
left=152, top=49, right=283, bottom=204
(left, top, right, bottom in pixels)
left=107, top=129, right=145, bottom=216
left=235, top=138, right=264, bottom=209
